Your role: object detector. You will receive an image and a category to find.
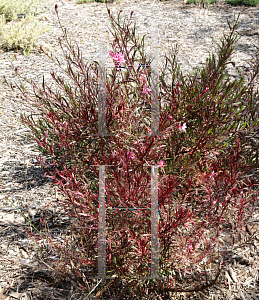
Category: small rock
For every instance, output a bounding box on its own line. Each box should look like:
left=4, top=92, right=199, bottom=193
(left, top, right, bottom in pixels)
left=0, top=213, right=14, bottom=223
left=20, top=249, right=29, bottom=259
left=15, top=215, right=25, bottom=224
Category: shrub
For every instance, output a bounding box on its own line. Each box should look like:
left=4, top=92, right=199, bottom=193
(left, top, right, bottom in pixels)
left=0, top=0, right=40, bottom=22
left=0, top=0, right=52, bottom=54
left=226, top=0, right=259, bottom=6
left=6, top=5, right=259, bottom=299
left=0, top=14, right=52, bottom=54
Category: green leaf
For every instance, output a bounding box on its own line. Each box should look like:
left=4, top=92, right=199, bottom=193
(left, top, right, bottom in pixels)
left=232, top=101, right=241, bottom=106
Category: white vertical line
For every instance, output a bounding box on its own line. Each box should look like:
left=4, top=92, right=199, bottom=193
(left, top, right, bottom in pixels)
left=96, top=16, right=108, bottom=280
left=151, top=165, right=159, bottom=279
left=98, top=165, right=106, bottom=279
left=97, top=18, right=107, bottom=137
left=149, top=7, right=160, bottom=137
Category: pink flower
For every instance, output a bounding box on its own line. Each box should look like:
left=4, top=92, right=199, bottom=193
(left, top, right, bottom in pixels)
left=204, top=86, right=209, bottom=93
left=198, top=86, right=209, bottom=98
left=142, top=87, right=151, bottom=94
left=210, top=171, right=214, bottom=179
left=140, top=74, right=146, bottom=84
left=109, top=51, right=125, bottom=66
left=169, top=116, right=173, bottom=120
left=178, top=122, right=187, bottom=132
left=157, top=160, right=164, bottom=167
left=127, top=151, right=135, bottom=159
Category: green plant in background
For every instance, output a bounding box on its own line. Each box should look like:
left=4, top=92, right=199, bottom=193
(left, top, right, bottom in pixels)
left=0, top=0, right=40, bottom=21
left=0, top=0, right=52, bottom=54
left=226, top=0, right=259, bottom=6
left=0, top=14, right=52, bottom=54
